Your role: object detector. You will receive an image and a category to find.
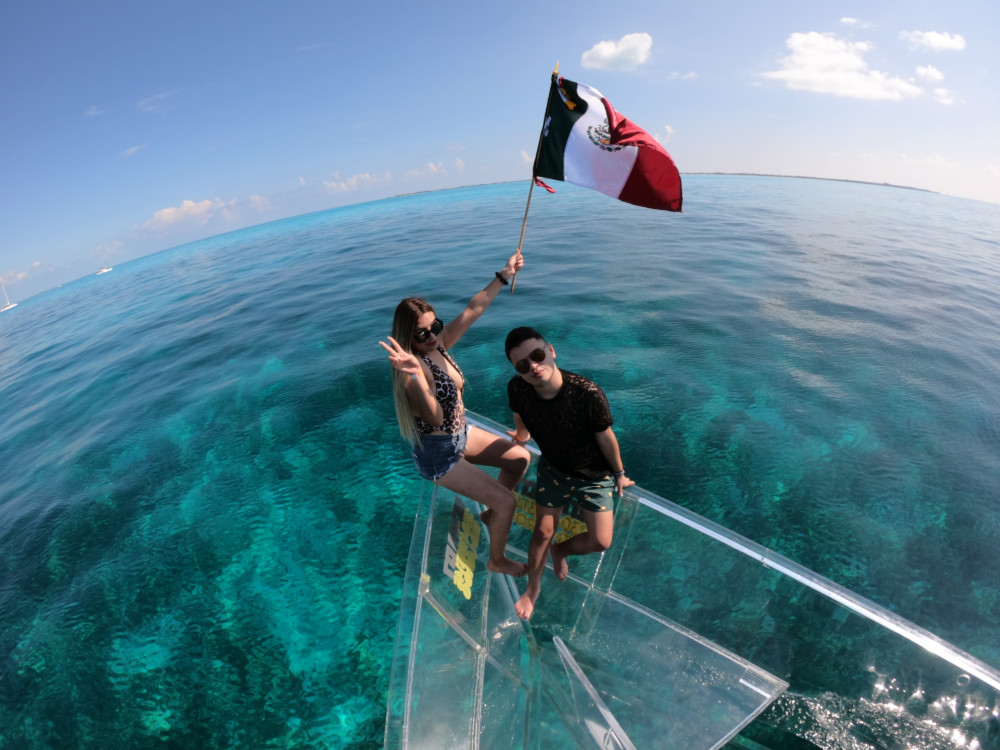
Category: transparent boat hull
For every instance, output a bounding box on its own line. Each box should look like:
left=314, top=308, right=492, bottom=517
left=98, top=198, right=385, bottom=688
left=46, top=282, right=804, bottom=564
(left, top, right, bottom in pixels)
left=385, top=414, right=1000, bottom=749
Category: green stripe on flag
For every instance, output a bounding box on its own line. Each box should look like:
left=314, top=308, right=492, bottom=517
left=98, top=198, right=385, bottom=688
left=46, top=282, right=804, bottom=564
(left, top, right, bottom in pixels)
left=534, top=77, right=588, bottom=183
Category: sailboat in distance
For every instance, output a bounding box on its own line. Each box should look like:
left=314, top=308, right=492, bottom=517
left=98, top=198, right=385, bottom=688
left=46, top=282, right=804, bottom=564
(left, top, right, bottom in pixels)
left=1, top=285, right=16, bottom=312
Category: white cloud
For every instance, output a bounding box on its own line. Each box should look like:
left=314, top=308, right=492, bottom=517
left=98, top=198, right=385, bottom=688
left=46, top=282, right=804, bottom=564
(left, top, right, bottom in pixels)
left=323, top=171, right=389, bottom=192
left=521, top=149, right=533, bottom=165
left=669, top=71, right=698, bottom=80
left=1, top=267, right=32, bottom=285
left=840, top=17, right=874, bottom=29
left=455, top=158, right=465, bottom=172
left=761, top=32, right=922, bottom=100
left=121, top=144, right=147, bottom=158
left=581, top=32, right=653, bottom=71
left=85, top=105, right=105, bottom=118
left=932, top=88, right=957, bottom=105
left=916, top=65, right=945, bottom=83
left=899, top=152, right=960, bottom=170
left=138, top=91, right=179, bottom=113
left=900, top=30, right=966, bottom=52
left=298, top=177, right=307, bottom=186
left=249, top=195, right=269, bottom=209
left=142, top=198, right=234, bottom=231
left=912, top=67, right=958, bottom=103
left=656, top=125, right=675, bottom=144
left=403, top=162, right=446, bottom=180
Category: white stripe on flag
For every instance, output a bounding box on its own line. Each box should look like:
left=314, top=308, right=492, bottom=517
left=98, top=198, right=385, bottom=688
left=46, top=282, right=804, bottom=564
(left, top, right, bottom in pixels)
left=562, top=83, right=638, bottom=199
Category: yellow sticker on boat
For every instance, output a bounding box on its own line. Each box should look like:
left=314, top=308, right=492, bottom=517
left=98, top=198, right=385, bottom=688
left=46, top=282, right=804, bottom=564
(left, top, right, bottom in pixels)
left=443, top=499, right=480, bottom=599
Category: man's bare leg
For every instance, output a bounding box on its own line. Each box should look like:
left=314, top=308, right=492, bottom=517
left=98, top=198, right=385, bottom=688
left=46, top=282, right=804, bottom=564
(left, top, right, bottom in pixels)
left=549, top=541, right=570, bottom=581
left=548, top=509, right=613, bottom=581
left=515, top=506, right=561, bottom=620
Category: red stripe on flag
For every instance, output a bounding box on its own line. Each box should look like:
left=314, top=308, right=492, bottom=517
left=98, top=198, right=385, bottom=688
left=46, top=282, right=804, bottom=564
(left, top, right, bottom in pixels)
left=601, top=97, right=682, bottom=212
left=535, top=177, right=557, bottom=194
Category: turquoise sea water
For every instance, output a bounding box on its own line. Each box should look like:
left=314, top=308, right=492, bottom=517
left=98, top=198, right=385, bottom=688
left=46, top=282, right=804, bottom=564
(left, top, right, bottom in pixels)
left=1, top=176, right=999, bottom=748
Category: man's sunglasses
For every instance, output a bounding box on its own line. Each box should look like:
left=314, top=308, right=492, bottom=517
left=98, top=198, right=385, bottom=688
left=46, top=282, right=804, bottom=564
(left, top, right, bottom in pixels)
left=513, top=347, right=547, bottom=374
left=414, top=318, right=444, bottom=343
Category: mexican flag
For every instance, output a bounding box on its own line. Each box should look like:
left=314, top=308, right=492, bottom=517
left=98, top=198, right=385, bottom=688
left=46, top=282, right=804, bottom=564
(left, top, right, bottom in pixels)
left=534, top=75, right=682, bottom=212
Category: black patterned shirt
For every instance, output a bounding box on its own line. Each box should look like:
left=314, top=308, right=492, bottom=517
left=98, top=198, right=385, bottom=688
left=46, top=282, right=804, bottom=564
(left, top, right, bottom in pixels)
left=507, top=369, right=613, bottom=479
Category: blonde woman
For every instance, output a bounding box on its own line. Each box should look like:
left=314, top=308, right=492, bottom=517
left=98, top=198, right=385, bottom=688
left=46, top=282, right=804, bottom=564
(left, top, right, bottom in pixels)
left=379, top=251, right=529, bottom=577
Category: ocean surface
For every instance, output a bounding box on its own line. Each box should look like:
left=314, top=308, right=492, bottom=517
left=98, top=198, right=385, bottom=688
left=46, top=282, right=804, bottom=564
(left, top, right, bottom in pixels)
left=1, top=176, right=999, bottom=748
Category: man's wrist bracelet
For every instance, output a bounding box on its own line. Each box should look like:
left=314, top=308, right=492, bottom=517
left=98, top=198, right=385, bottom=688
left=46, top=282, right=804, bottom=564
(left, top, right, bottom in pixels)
left=613, top=469, right=626, bottom=477
left=495, top=271, right=509, bottom=285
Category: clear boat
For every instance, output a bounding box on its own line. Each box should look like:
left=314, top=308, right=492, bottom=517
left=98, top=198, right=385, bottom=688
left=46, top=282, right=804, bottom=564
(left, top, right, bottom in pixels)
left=1, top=285, right=16, bottom=312
left=384, top=413, right=1000, bottom=749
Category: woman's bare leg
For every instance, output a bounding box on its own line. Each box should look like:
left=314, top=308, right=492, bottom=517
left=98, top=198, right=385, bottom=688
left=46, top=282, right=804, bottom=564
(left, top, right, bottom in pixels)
left=462, top=425, right=530, bottom=490
left=436, top=458, right=527, bottom=577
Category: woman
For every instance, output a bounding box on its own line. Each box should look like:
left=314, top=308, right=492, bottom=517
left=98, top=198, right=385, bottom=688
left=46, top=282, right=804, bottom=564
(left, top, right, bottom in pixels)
left=379, top=251, right=529, bottom=577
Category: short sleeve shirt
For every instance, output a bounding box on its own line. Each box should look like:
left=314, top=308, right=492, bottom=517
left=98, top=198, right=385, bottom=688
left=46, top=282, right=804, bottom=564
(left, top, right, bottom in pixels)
left=507, top=369, right=613, bottom=479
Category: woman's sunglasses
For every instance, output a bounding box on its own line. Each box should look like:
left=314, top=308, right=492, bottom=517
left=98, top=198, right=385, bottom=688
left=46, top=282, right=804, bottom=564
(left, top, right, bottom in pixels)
left=414, top=318, right=444, bottom=343
left=513, top=347, right=547, bottom=374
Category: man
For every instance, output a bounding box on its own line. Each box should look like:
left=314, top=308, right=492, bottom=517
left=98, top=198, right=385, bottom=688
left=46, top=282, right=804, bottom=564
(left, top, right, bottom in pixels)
left=504, top=326, right=634, bottom=620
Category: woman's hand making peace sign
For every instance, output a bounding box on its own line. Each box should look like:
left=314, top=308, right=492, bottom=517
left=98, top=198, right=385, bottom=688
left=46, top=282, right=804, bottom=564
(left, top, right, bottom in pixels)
left=379, top=336, right=423, bottom=378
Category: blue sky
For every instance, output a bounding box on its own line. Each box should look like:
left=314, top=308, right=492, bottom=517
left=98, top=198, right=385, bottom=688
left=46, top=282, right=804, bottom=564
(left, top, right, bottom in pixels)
left=2, top=1, right=997, bottom=300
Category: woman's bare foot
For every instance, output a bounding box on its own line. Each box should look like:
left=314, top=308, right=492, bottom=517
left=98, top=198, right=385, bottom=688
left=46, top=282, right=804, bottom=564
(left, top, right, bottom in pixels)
left=515, top=587, right=540, bottom=620
left=550, top=545, right=569, bottom=581
left=488, top=557, right=528, bottom=577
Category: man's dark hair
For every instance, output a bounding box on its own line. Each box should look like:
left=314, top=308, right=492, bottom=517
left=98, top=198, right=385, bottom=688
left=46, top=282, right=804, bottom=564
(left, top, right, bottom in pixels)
left=505, top=326, right=546, bottom=359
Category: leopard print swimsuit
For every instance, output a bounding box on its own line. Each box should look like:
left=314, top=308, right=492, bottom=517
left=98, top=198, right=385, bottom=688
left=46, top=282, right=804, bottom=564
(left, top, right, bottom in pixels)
left=414, top=346, right=466, bottom=435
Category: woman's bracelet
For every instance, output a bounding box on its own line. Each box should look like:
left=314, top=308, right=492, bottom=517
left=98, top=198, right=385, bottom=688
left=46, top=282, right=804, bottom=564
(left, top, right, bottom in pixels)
left=495, top=271, right=509, bottom=286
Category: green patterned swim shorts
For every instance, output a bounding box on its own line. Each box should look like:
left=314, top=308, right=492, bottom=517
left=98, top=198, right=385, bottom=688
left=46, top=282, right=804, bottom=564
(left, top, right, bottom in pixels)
left=533, top=459, right=615, bottom=513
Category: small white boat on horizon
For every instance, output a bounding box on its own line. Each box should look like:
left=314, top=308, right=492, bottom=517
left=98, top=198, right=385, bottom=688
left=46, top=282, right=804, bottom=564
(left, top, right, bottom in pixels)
left=1, top=285, right=16, bottom=313
left=96, top=266, right=113, bottom=275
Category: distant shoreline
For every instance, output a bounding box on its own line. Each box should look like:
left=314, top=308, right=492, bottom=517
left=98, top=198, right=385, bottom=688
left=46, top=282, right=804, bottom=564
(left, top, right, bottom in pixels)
left=680, top=172, right=936, bottom=195
left=0, top=173, right=952, bottom=304
left=394, top=173, right=937, bottom=201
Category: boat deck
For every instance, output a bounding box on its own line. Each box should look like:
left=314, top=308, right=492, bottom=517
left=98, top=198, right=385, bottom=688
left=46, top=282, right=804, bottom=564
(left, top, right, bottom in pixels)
left=384, top=413, right=1000, bottom=749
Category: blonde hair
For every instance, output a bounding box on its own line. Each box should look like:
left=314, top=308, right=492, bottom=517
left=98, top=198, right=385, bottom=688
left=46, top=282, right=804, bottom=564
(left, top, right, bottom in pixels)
left=391, top=297, right=435, bottom=445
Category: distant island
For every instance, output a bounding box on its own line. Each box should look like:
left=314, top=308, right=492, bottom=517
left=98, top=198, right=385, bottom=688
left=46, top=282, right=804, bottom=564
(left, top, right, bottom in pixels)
left=394, top=173, right=937, bottom=202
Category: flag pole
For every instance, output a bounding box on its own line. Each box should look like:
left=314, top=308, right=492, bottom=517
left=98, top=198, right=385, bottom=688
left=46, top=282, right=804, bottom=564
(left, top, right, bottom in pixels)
left=511, top=62, right=558, bottom=293
left=510, top=183, right=534, bottom=294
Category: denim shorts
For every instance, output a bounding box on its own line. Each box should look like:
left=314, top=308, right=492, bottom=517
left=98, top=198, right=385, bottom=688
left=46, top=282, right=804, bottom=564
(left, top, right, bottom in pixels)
left=412, top=426, right=468, bottom=481
left=534, top=459, right=615, bottom=513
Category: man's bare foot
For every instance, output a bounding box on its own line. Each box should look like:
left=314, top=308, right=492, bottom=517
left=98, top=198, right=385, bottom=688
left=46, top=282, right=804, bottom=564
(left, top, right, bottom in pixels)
left=550, top=546, right=569, bottom=581
left=488, top=557, right=528, bottom=577
left=515, top=588, right=540, bottom=620
left=480, top=508, right=493, bottom=525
